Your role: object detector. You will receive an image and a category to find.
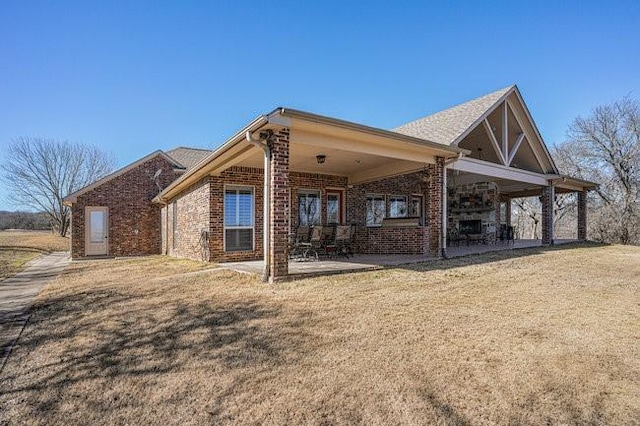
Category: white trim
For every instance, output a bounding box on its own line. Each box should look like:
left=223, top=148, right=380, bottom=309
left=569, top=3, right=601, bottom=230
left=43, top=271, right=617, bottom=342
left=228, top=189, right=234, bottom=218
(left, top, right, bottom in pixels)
left=452, top=87, right=516, bottom=146
left=482, top=119, right=507, bottom=164
left=506, top=97, right=557, bottom=174
left=223, top=184, right=256, bottom=252
left=508, top=133, right=526, bottom=165
left=85, top=206, right=109, bottom=256
left=502, top=102, right=509, bottom=161
left=449, top=157, right=549, bottom=186
left=509, top=89, right=559, bottom=173
left=65, top=151, right=181, bottom=204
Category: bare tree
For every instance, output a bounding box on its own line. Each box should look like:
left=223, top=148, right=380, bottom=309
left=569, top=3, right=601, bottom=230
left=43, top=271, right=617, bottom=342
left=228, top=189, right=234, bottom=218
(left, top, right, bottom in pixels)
left=553, top=96, right=640, bottom=244
left=1, top=137, right=115, bottom=236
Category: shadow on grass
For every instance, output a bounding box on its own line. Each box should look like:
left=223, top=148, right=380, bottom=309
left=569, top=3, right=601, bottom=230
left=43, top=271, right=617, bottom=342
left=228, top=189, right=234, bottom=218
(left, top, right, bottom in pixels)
left=400, top=241, right=606, bottom=273
left=0, top=276, right=320, bottom=420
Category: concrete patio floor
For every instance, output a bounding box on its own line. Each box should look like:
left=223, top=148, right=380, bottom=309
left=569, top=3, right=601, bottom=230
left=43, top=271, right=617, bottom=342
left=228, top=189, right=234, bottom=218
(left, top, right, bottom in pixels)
left=221, top=239, right=580, bottom=278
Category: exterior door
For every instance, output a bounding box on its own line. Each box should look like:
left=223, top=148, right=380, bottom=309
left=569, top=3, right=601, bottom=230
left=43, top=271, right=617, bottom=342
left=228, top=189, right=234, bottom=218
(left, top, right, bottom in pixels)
left=326, top=190, right=345, bottom=224
left=86, top=206, right=108, bottom=255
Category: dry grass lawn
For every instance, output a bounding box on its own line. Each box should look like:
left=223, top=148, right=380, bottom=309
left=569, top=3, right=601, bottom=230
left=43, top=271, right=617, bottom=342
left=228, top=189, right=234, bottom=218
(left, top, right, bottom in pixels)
left=0, top=244, right=638, bottom=425
left=0, top=230, right=69, bottom=279
left=0, top=230, right=69, bottom=253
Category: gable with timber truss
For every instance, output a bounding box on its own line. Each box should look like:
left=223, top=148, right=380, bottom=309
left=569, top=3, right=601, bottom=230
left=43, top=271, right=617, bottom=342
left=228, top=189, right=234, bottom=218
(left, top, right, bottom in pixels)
left=394, top=85, right=559, bottom=176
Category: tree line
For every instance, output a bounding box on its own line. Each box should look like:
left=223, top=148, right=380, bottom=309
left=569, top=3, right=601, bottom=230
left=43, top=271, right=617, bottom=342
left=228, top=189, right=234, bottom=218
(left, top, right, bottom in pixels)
left=513, top=96, right=640, bottom=245
left=0, top=210, right=52, bottom=230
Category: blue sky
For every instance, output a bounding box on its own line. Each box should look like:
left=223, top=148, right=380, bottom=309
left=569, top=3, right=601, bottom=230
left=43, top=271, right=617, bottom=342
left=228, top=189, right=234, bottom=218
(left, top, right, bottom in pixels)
left=1, top=0, right=639, bottom=210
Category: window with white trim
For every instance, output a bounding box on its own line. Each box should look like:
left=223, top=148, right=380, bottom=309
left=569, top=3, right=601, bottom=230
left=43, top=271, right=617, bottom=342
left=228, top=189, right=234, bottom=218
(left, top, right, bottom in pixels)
left=388, top=195, right=408, bottom=218
left=298, top=190, right=321, bottom=226
left=224, top=186, right=254, bottom=252
left=366, top=194, right=385, bottom=226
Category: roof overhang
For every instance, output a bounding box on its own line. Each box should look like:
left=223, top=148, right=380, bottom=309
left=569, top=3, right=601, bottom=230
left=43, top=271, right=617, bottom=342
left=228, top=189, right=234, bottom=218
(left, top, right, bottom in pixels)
left=153, top=108, right=469, bottom=204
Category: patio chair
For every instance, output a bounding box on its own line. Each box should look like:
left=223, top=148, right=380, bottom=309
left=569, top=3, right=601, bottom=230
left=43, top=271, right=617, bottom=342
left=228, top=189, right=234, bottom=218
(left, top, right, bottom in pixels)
left=289, top=226, right=310, bottom=260
left=320, top=225, right=336, bottom=257
left=499, top=224, right=514, bottom=244
left=332, top=225, right=355, bottom=258
left=447, top=227, right=461, bottom=247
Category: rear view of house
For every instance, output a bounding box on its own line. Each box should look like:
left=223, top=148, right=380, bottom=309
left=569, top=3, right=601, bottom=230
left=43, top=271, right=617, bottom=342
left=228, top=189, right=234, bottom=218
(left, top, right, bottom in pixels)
left=64, top=85, right=596, bottom=281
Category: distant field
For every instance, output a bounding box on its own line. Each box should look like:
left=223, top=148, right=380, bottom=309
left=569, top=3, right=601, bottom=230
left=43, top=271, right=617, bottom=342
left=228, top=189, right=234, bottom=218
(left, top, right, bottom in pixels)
left=0, top=230, right=69, bottom=252
left=0, top=243, right=637, bottom=424
left=0, top=230, right=69, bottom=279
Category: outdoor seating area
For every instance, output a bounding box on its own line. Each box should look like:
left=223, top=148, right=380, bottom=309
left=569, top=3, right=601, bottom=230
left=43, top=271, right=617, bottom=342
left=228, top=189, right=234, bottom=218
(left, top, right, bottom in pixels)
left=289, top=224, right=355, bottom=261
left=447, top=224, right=514, bottom=247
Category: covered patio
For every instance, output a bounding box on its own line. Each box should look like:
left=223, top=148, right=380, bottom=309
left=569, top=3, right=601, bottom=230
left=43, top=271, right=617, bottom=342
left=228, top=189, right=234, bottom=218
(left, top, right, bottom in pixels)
left=221, top=239, right=580, bottom=279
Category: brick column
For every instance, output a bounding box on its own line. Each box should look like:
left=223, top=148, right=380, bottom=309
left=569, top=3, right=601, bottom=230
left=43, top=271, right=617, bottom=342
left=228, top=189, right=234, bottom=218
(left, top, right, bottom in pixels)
left=541, top=185, right=554, bottom=245
left=505, top=198, right=512, bottom=226
left=268, top=129, right=290, bottom=281
left=577, top=190, right=587, bottom=240
left=428, top=157, right=444, bottom=257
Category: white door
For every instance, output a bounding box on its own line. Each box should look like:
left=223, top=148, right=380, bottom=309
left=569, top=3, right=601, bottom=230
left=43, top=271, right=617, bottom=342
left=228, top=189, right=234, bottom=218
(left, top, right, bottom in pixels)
left=86, top=207, right=108, bottom=256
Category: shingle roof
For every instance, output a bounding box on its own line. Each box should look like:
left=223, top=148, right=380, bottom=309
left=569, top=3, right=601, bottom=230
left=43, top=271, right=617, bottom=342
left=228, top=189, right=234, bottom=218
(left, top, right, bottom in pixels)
left=165, top=147, right=213, bottom=170
left=393, top=85, right=515, bottom=146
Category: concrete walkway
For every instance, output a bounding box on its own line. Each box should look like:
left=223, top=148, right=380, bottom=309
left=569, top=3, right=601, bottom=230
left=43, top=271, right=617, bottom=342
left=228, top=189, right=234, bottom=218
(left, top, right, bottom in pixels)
left=0, top=251, right=69, bottom=371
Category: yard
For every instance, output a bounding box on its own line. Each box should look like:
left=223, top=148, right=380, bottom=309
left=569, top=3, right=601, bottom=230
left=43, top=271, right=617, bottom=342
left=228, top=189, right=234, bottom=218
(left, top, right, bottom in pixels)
left=0, top=244, right=638, bottom=425
left=0, top=230, right=69, bottom=279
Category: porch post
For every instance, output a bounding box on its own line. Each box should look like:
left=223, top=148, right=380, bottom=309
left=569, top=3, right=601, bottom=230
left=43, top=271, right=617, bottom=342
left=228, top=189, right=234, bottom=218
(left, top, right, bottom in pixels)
left=505, top=198, right=512, bottom=226
left=577, top=189, right=587, bottom=240
left=428, top=156, right=445, bottom=257
left=541, top=183, right=554, bottom=245
left=268, top=129, right=290, bottom=282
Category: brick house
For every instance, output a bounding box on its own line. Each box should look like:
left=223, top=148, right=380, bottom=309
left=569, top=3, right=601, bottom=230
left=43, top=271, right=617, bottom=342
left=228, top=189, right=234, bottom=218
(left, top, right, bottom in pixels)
left=64, top=85, right=596, bottom=282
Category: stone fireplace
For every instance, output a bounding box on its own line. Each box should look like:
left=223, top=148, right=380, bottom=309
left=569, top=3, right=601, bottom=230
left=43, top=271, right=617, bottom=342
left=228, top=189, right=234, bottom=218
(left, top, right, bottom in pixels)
left=448, top=182, right=498, bottom=234
left=459, top=219, right=482, bottom=234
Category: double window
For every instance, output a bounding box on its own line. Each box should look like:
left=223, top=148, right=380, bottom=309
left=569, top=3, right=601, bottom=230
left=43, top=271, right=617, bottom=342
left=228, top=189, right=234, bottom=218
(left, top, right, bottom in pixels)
left=298, top=190, right=321, bottom=226
left=224, top=186, right=254, bottom=251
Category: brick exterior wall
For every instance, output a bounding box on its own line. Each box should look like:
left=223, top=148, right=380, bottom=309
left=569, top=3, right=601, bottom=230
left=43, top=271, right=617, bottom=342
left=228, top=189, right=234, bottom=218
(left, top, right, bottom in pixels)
left=577, top=190, right=587, bottom=240
left=357, top=227, right=429, bottom=255
left=71, top=155, right=179, bottom=258
left=210, top=167, right=264, bottom=262
left=166, top=177, right=211, bottom=261
left=347, top=170, right=430, bottom=255
left=541, top=184, right=554, bottom=245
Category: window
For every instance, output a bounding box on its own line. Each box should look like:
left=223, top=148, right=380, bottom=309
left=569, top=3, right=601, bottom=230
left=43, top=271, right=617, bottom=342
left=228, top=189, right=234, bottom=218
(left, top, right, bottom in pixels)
left=388, top=195, right=408, bottom=218
left=224, top=186, right=254, bottom=251
left=366, top=194, right=385, bottom=226
left=298, top=190, right=321, bottom=226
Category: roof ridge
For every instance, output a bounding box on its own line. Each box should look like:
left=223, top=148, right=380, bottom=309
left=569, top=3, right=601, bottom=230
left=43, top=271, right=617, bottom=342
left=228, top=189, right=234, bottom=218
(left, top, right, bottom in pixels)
left=166, top=146, right=213, bottom=152
left=394, top=85, right=515, bottom=130
left=391, top=85, right=516, bottom=146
